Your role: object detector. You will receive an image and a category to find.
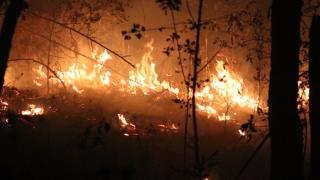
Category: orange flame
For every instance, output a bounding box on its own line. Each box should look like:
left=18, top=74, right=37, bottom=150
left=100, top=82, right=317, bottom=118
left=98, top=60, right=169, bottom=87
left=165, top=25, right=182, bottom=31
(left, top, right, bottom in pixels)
left=32, top=40, right=263, bottom=120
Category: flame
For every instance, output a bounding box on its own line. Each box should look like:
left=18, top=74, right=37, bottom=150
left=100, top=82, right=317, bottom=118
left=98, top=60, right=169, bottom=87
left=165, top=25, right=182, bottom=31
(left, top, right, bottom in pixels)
left=21, top=110, right=32, bottom=115
left=32, top=40, right=264, bottom=120
left=298, top=81, right=309, bottom=100
left=117, top=113, right=136, bottom=129
left=72, top=86, right=84, bottom=94
left=239, top=129, right=245, bottom=136
left=218, top=113, right=230, bottom=121
left=195, top=60, right=259, bottom=119
left=21, top=104, right=44, bottom=115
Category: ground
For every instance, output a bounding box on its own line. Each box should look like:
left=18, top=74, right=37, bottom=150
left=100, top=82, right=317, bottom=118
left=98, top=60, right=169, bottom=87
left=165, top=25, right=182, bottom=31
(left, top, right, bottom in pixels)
left=0, top=87, right=270, bottom=180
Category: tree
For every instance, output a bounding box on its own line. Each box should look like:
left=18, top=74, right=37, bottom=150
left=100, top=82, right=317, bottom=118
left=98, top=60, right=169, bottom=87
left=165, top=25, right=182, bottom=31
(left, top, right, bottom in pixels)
left=268, top=0, right=304, bottom=179
left=4, top=0, right=131, bottom=93
left=308, top=13, right=320, bottom=180
left=0, top=0, right=28, bottom=92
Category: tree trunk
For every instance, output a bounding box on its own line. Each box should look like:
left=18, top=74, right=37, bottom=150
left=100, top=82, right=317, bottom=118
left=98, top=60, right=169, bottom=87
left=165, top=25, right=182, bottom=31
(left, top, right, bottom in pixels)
left=268, top=0, right=304, bottom=179
left=308, top=13, right=320, bottom=180
left=191, top=0, right=203, bottom=178
left=0, top=0, right=28, bottom=92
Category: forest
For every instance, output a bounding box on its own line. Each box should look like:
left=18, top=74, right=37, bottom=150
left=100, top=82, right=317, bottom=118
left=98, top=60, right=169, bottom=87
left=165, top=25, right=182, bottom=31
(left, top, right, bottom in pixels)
left=0, top=0, right=319, bottom=179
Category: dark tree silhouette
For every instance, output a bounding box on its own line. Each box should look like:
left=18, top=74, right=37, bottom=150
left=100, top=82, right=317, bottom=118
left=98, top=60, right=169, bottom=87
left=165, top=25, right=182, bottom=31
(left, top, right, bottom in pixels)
left=0, top=0, right=28, bottom=92
left=268, top=0, right=304, bottom=179
left=309, top=13, right=320, bottom=180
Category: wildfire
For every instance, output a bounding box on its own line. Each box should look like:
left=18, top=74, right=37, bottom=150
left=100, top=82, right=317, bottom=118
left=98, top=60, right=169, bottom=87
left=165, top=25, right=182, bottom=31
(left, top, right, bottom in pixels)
left=31, top=40, right=263, bottom=120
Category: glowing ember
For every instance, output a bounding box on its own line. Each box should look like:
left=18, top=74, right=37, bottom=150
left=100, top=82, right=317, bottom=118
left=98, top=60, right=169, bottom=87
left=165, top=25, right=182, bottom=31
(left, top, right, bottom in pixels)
left=33, top=108, right=44, bottom=115
left=21, top=110, right=32, bottom=115
left=1, top=101, right=9, bottom=110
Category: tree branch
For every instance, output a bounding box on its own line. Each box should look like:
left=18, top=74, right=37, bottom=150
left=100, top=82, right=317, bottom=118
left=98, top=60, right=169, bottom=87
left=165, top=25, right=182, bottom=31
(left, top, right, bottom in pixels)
left=8, top=58, right=67, bottom=90
left=25, top=11, right=136, bottom=68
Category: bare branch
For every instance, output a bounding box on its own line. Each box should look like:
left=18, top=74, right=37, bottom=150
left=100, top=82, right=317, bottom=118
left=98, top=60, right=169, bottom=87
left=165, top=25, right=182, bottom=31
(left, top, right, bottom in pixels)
left=8, top=58, right=67, bottom=90
left=25, top=11, right=136, bottom=68
left=18, top=26, right=130, bottom=80
left=197, top=48, right=222, bottom=74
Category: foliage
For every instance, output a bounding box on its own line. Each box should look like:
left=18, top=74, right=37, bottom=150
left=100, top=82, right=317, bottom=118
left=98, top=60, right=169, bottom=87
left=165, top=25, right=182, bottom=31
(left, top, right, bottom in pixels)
left=59, top=0, right=128, bottom=26
left=156, top=0, right=181, bottom=14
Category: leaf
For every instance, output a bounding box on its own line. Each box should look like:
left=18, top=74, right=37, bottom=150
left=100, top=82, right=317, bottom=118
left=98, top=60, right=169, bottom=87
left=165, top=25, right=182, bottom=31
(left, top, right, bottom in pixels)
left=172, top=98, right=182, bottom=103
left=121, top=31, right=127, bottom=35
left=162, top=50, right=170, bottom=56
left=124, top=35, right=131, bottom=40
left=133, top=23, right=140, bottom=29
left=172, top=33, right=180, bottom=39
left=131, top=28, right=137, bottom=33
left=136, top=33, right=142, bottom=39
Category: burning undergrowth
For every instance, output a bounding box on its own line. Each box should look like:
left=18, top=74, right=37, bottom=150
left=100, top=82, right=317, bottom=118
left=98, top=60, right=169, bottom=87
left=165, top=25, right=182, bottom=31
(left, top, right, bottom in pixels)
left=0, top=82, right=183, bottom=132
left=24, top=40, right=265, bottom=122
left=1, top=34, right=272, bottom=179
left=0, top=82, right=270, bottom=179
left=1, top=68, right=272, bottom=180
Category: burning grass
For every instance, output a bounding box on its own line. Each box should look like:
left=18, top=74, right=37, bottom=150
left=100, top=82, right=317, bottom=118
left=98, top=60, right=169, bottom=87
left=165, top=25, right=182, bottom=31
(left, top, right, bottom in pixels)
left=0, top=81, right=270, bottom=179
left=1, top=33, right=272, bottom=180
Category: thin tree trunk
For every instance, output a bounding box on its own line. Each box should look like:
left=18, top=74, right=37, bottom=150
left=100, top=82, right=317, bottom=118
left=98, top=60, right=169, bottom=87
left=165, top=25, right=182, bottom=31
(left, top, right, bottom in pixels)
left=268, top=0, right=304, bottom=179
left=308, top=13, right=320, bottom=180
left=0, top=0, right=28, bottom=92
left=191, top=0, right=203, bottom=178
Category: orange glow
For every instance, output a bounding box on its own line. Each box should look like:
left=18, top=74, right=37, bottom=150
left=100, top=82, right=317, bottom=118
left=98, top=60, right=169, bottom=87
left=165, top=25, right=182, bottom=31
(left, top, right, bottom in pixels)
left=32, top=40, right=264, bottom=120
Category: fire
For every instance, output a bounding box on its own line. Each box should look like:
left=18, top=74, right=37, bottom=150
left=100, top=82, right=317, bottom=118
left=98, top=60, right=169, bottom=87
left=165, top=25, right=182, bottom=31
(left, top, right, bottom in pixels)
left=117, top=113, right=136, bottom=129
left=218, top=113, right=230, bottom=121
left=239, top=129, right=245, bottom=136
left=21, top=104, right=44, bottom=115
left=298, top=81, right=309, bottom=100
left=31, top=40, right=263, bottom=120
left=72, top=86, right=84, bottom=94
left=195, top=60, right=259, bottom=120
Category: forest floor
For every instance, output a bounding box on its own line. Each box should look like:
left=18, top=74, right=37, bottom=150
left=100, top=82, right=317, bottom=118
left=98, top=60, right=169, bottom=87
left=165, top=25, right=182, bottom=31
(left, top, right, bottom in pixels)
left=0, top=87, right=270, bottom=180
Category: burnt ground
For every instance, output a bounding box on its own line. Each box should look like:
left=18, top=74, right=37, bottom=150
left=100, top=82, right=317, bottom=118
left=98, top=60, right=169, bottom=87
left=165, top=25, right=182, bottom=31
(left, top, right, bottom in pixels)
left=0, top=87, right=270, bottom=180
